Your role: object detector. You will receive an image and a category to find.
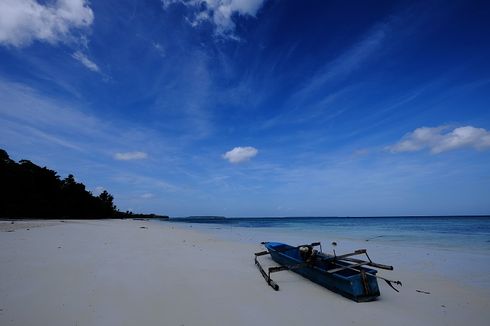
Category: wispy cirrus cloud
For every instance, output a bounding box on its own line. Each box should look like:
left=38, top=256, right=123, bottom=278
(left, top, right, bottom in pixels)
left=152, top=42, right=166, bottom=57
left=112, top=173, right=179, bottom=192
left=0, top=79, right=167, bottom=160
left=223, top=146, right=258, bottom=163
left=151, top=50, right=215, bottom=139
left=161, top=0, right=267, bottom=39
left=292, top=23, right=389, bottom=104
left=72, top=51, right=100, bottom=72
left=113, top=151, right=149, bottom=161
left=0, top=79, right=98, bottom=140
left=260, top=23, right=391, bottom=131
left=140, top=192, right=155, bottom=199
left=0, top=0, right=93, bottom=47
left=388, top=126, right=490, bottom=154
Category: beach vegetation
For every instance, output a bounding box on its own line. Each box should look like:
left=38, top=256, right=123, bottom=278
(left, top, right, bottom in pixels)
left=0, top=148, right=128, bottom=219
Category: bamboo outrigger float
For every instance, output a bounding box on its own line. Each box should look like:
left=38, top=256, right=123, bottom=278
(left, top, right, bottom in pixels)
left=254, top=241, right=401, bottom=302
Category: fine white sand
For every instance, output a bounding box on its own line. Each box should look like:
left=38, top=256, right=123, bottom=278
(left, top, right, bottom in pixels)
left=1, top=219, right=489, bottom=326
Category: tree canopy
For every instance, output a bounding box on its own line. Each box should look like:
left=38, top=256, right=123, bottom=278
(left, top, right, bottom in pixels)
left=0, top=149, right=117, bottom=219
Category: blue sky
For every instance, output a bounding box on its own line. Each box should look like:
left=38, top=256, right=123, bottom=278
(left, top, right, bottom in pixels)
left=1, top=0, right=489, bottom=216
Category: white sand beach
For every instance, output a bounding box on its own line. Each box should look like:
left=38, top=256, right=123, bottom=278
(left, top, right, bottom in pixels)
left=1, top=219, right=489, bottom=326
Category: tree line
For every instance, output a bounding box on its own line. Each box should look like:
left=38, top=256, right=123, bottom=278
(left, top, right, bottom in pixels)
left=1, top=148, right=128, bottom=219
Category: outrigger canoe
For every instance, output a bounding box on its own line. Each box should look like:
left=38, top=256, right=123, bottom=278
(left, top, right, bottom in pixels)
left=254, top=242, right=401, bottom=302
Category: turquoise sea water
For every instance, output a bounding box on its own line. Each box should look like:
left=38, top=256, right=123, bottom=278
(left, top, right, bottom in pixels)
left=168, top=216, right=490, bottom=252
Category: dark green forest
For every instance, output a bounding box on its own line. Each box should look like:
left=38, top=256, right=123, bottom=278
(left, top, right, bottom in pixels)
left=1, top=148, right=132, bottom=219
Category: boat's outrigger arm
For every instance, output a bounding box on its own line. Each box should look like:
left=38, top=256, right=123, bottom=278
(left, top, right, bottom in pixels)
left=254, top=250, right=280, bottom=290
left=254, top=242, right=321, bottom=290
left=255, top=252, right=311, bottom=291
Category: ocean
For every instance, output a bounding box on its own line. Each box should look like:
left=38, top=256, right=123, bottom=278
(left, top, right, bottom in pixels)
left=167, top=216, right=490, bottom=252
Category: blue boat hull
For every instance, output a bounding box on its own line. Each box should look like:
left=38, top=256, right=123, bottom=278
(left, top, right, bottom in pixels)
left=265, top=242, right=380, bottom=302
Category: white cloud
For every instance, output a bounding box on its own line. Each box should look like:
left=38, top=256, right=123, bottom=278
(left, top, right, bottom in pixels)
left=72, top=51, right=99, bottom=72
left=223, top=146, right=258, bottom=163
left=114, top=151, right=149, bottom=161
left=161, top=0, right=267, bottom=38
left=353, top=148, right=370, bottom=156
left=389, top=126, right=490, bottom=154
left=140, top=193, right=155, bottom=199
left=0, top=0, right=93, bottom=47
left=152, top=42, right=166, bottom=57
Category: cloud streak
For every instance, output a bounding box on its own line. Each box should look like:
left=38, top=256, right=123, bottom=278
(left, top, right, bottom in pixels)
left=389, top=126, right=490, bottom=154
left=292, top=23, right=388, bottom=104
left=0, top=0, right=93, bottom=47
left=260, top=22, right=391, bottom=131
left=114, top=151, right=149, bottom=161
left=223, top=146, right=258, bottom=163
left=72, top=51, right=100, bottom=72
left=0, top=79, right=170, bottom=161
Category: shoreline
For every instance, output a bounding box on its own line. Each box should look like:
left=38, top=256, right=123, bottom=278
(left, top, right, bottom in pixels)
left=1, top=219, right=489, bottom=325
left=169, top=220, right=490, bottom=290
